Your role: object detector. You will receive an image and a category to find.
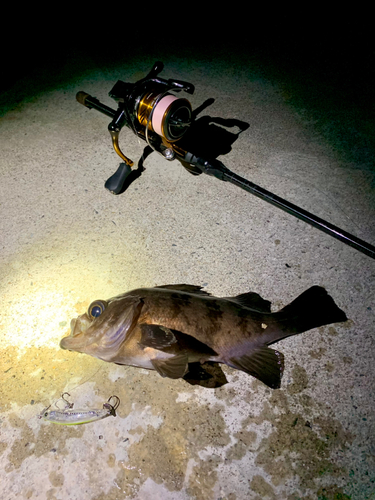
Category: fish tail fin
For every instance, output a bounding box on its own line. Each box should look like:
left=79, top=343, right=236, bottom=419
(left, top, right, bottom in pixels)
left=226, top=286, right=347, bottom=389
left=268, top=285, right=348, bottom=343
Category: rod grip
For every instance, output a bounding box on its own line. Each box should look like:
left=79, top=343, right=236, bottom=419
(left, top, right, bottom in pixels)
left=76, top=91, right=116, bottom=118
left=76, top=91, right=91, bottom=107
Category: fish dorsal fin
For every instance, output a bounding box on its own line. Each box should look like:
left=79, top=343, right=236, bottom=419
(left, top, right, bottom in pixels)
left=154, top=284, right=212, bottom=296
left=151, top=354, right=189, bottom=379
left=225, top=292, right=272, bottom=313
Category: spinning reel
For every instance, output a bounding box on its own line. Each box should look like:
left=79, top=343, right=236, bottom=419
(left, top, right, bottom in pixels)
left=76, top=61, right=200, bottom=192
left=76, top=62, right=375, bottom=260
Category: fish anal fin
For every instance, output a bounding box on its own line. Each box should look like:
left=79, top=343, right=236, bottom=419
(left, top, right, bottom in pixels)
left=151, top=355, right=189, bottom=379
left=225, top=292, right=272, bottom=313
left=228, top=346, right=284, bottom=389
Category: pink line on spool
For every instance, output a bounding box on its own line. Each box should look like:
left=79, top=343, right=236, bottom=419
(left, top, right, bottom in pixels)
left=152, top=95, right=178, bottom=138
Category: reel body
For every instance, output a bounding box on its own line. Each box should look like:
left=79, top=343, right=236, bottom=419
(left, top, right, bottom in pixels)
left=106, top=62, right=194, bottom=164
left=76, top=61, right=195, bottom=175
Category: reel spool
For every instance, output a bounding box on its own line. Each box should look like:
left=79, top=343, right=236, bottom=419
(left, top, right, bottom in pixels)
left=137, top=90, right=192, bottom=143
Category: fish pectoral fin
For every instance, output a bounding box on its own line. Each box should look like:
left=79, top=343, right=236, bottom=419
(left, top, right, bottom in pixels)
left=139, top=324, right=178, bottom=349
left=151, top=354, right=189, bottom=379
left=139, top=324, right=217, bottom=358
left=228, top=346, right=284, bottom=389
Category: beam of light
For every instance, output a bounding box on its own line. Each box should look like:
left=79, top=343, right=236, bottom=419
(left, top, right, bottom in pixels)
left=2, top=282, right=76, bottom=350
left=1, top=249, right=140, bottom=353
left=0, top=214, right=150, bottom=355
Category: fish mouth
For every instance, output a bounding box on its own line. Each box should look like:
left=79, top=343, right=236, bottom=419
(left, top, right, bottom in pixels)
left=59, top=314, right=92, bottom=351
left=60, top=331, right=88, bottom=351
left=60, top=334, right=85, bottom=351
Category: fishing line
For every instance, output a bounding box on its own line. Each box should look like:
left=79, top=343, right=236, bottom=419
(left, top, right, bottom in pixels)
left=62, top=363, right=104, bottom=394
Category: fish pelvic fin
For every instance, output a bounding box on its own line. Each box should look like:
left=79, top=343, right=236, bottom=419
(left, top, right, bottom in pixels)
left=183, top=362, right=228, bottom=388
left=227, top=346, right=284, bottom=389
left=266, top=286, right=348, bottom=344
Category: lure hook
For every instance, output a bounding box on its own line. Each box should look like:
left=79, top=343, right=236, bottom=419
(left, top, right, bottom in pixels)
left=60, top=392, right=74, bottom=409
left=103, top=395, right=121, bottom=416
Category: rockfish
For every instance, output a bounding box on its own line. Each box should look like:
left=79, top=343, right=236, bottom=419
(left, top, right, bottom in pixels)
left=60, top=284, right=347, bottom=389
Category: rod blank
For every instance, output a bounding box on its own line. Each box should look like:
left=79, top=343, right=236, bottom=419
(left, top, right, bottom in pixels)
left=223, top=169, right=375, bottom=260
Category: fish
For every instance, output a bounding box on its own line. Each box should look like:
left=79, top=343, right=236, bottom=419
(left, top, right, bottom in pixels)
left=60, top=284, right=347, bottom=389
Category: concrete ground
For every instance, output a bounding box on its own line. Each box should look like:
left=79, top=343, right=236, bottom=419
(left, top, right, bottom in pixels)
left=1, top=27, right=374, bottom=499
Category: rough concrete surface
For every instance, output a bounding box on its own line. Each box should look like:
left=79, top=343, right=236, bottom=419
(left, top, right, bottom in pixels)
left=1, top=26, right=374, bottom=499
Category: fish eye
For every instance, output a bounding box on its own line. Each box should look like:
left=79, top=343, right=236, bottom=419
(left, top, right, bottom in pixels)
left=88, top=300, right=108, bottom=319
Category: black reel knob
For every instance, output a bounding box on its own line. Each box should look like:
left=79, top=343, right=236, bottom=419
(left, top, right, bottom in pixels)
left=104, top=163, right=133, bottom=195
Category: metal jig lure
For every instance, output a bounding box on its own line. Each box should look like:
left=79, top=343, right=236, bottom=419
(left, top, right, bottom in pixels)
left=39, top=393, right=120, bottom=425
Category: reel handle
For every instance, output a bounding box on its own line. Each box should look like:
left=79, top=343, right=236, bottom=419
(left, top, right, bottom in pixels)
left=104, top=163, right=133, bottom=194
left=167, top=79, right=195, bottom=94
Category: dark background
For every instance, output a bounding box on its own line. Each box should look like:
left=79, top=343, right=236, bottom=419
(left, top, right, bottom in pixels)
left=3, top=15, right=374, bottom=101
left=3, top=14, right=373, bottom=174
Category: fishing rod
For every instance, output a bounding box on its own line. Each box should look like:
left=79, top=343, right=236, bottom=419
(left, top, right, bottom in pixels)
left=76, top=61, right=375, bottom=260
